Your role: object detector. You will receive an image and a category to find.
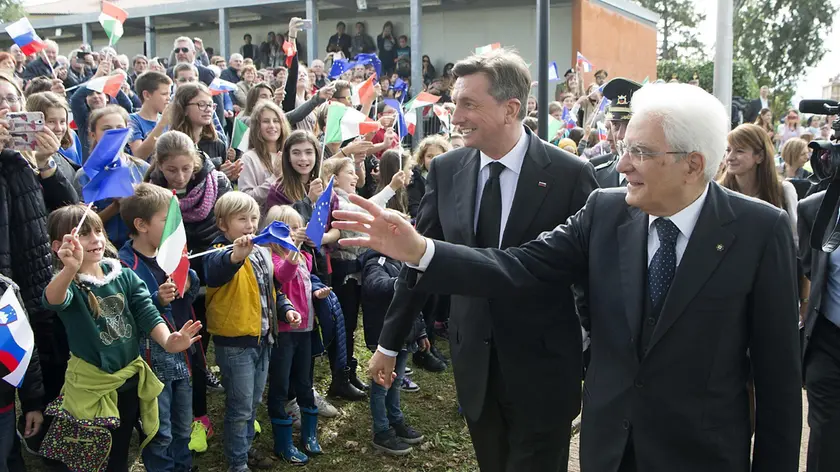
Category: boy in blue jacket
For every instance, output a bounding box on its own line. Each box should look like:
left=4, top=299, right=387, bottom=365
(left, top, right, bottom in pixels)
left=119, top=183, right=200, bottom=472
left=361, top=249, right=426, bottom=456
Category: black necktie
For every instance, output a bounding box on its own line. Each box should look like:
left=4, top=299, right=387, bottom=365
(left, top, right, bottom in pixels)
left=476, top=162, right=505, bottom=249
left=648, top=218, right=680, bottom=308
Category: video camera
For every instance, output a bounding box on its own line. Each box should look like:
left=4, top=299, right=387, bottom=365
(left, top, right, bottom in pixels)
left=798, top=99, right=840, bottom=252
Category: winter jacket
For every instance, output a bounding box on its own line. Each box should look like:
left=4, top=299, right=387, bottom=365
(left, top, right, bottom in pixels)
left=360, top=249, right=426, bottom=349
left=406, top=165, right=426, bottom=219
left=311, top=277, right=346, bottom=370
left=272, top=251, right=316, bottom=333
left=118, top=241, right=200, bottom=382
left=0, top=274, right=45, bottom=414
left=22, top=58, right=56, bottom=83
left=220, top=67, right=240, bottom=84
left=0, top=149, right=78, bottom=365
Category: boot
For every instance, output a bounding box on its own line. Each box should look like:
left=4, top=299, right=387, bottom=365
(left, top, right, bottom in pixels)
left=328, top=367, right=366, bottom=401
left=270, top=417, right=309, bottom=466
left=299, top=407, right=322, bottom=455
left=348, top=358, right=369, bottom=391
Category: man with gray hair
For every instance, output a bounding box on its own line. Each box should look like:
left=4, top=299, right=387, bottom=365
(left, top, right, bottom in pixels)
left=311, top=59, right=329, bottom=89
left=22, top=39, right=58, bottom=82
left=167, top=36, right=226, bottom=132
left=348, top=82, right=802, bottom=471
left=363, top=48, right=597, bottom=468
left=220, top=53, right=242, bottom=84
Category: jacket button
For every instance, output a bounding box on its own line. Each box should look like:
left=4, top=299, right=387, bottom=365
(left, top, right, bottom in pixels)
left=484, top=338, right=491, bottom=345
left=622, top=419, right=630, bottom=430
left=634, top=380, right=643, bottom=388
left=647, top=317, right=656, bottom=326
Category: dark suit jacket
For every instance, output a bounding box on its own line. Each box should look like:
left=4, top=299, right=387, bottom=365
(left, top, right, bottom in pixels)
left=744, top=98, right=763, bottom=124
left=799, top=190, right=831, bottom=360
left=408, top=184, right=802, bottom=472
left=379, top=127, right=598, bottom=427
left=591, top=153, right=625, bottom=189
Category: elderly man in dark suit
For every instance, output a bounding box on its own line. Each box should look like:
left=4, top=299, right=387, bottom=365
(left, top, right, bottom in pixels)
left=339, top=82, right=802, bottom=472
left=364, top=49, right=598, bottom=471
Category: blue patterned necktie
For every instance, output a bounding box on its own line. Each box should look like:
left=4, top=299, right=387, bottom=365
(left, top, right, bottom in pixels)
left=648, top=218, right=680, bottom=308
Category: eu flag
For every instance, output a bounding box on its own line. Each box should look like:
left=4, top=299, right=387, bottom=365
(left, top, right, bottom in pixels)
left=329, top=59, right=355, bottom=79
left=354, top=53, right=382, bottom=80
left=305, top=176, right=335, bottom=249
left=83, top=128, right=131, bottom=180
left=253, top=221, right=299, bottom=253
left=392, top=78, right=408, bottom=103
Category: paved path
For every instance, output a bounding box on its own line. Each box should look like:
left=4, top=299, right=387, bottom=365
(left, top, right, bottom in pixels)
left=567, top=389, right=810, bottom=471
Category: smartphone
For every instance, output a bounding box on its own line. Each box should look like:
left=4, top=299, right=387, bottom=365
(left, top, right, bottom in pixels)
left=301, top=19, right=313, bottom=30
left=8, top=112, right=45, bottom=133
left=8, top=133, right=38, bottom=152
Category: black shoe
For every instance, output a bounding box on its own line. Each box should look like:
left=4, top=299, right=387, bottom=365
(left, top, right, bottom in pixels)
left=348, top=359, right=369, bottom=391
left=429, top=345, right=450, bottom=366
left=413, top=351, right=446, bottom=373
left=328, top=367, right=366, bottom=401
left=205, top=368, right=224, bottom=392
left=372, top=428, right=412, bottom=456
left=391, top=421, right=424, bottom=445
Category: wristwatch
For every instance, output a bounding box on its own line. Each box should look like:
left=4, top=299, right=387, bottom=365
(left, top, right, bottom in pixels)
left=37, top=156, right=57, bottom=173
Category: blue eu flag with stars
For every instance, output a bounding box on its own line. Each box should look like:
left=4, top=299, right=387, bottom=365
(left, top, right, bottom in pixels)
left=305, top=176, right=334, bottom=249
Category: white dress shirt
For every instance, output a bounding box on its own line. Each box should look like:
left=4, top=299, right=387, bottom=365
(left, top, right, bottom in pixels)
left=647, top=184, right=709, bottom=266
left=760, top=97, right=769, bottom=110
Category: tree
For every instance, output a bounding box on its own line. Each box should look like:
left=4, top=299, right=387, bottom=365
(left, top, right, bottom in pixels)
left=635, top=0, right=707, bottom=60
left=0, top=0, right=23, bottom=23
left=734, top=0, right=836, bottom=92
left=657, top=59, right=758, bottom=100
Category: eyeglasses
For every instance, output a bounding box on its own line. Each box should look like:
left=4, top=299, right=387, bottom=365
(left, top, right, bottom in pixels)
left=618, top=141, right=689, bottom=163
left=0, top=95, right=20, bottom=105
left=175, top=47, right=191, bottom=54
left=188, top=102, right=216, bottom=111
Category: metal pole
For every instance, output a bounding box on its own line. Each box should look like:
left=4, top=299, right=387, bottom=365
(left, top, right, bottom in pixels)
left=713, top=0, right=733, bottom=124
left=81, top=23, right=92, bottom=48
left=144, top=17, right=156, bottom=59
left=306, top=0, right=319, bottom=66
left=410, top=0, right=424, bottom=146
left=537, top=0, right=549, bottom=141
left=218, top=8, right=230, bottom=61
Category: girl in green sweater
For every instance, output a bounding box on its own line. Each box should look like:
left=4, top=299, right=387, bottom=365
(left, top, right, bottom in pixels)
left=42, top=204, right=202, bottom=472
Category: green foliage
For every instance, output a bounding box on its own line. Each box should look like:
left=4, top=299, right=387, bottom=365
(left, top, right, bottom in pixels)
left=0, top=0, right=23, bottom=23
left=657, top=59, right=758, bottom=99
left=634, top=0, right=707, bottom=60
left=734, top=0, right=836, bottom=91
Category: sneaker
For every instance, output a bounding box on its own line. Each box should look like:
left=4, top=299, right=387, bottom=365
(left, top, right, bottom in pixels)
left=404, top=366, right=414, bottom=377
left=247, top=448, right=275, bottom=470
left=285, top=399, right=301, bottom=429
left=413, top=351, right=446, bottom=373
left=372, top=428, right=412, bottom=456
left=189, top=420, right=208, bottom=453
left=254, top=419, right=261, bottom=436
left=227, top=466, right=250, bottom=472
left=314, top=391, right=339, bottom=418
left=391, top=421, right=424, bottom=445
left=205, top=368, right=224, bottom=392
left=398, top=376, right=420, bottom=393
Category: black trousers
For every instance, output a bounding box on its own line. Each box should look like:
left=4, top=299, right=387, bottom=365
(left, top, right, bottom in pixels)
left=191, top=292, right=210, bottom=418
left=332, top=278, right=360, bottom=363
left=465, top=348, right=571, bottom=472
left=805, top=315, right=840, bottom=471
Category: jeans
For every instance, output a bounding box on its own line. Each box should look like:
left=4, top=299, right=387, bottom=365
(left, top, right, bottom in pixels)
left=141, top=378, right=193, bottom=472
left=369, top=350, right=408, bottom=434
left=215, top=343, right=270, bottom=468
left=268, top=332, right=313, bottom=419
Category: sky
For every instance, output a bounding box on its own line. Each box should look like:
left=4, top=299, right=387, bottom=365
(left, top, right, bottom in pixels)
left=694, top=0, right=840, bottom=102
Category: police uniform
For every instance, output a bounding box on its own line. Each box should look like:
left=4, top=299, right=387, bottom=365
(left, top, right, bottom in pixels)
left=592, top=77, right=641, bottom=189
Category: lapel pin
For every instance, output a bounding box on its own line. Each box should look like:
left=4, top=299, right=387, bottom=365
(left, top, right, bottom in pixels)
left=716, top=244, right=724, bottom=252
left=538, top=181, right=547, bottom=187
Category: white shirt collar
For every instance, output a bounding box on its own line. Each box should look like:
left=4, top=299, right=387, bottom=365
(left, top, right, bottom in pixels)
left=648, top=183, right=710, bottom=239
left=479, top=126, right=529, bottom=175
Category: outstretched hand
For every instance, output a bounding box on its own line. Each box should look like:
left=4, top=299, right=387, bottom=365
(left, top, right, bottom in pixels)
left=332, top=194, right=427, bottom=265
left=164, top=320, right=202, bottom=353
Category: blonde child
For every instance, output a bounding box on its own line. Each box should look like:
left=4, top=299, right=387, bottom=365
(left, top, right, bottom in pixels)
left=42, top=204, right=201, bottom=471
left=203, top=191, right=301, bottom=472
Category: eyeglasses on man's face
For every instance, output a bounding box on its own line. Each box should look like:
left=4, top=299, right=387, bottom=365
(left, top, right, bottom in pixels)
left=617, top=140, right=689, bottom=163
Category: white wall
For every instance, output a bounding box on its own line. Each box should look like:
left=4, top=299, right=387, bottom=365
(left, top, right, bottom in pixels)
left=51, top=4, right=572, bottom=78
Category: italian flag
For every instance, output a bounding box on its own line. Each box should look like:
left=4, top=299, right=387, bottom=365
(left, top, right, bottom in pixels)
left=475, top=43, right=501, bottom=54
left=231, top=118, right=249, bottom=152
left=99, top=1, right=128, bottom=46
left=405, top=91, right=440, bottom=111
left=325, top=103, right=380, bottom=144
left=351, top=74, right=377, bottom=107
left=405, top=108, right=417, bottom=135
left=157, top=194, right=189, bottom=294
left=433, top=104, right=451, bottom=132
left=87, top=73, right=125, bottom=97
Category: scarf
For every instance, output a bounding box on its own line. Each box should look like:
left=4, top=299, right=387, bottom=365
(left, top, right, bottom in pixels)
left=179, top=171, right=218, bottom=223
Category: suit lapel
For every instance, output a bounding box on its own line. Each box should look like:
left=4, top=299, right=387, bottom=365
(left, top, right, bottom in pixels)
left=647, top=184, right=736, bottom=351
left=501, top=134, right=552, bottom=248
left=618, top=206, right=648, bottom=344
left=453, top=149, right=481, bottom=246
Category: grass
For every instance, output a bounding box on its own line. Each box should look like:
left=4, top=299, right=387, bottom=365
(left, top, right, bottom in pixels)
left=24, top=332, right=479, bottom=472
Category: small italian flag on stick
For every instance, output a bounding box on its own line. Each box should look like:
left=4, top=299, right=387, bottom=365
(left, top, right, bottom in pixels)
left=157, top=193, right=190, bottom=294
left=99, top=1, right=128, bottom=46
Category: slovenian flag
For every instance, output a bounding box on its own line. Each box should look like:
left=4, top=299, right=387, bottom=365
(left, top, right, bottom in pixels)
left=384, top=98, right=408, bottom=139
left=157, top=193, right=190, bottom=295
left=230, top=118, right=249, bottom=152
left=475, top=43, right=501, bottom=54
left=325, top=102, right=379, bottom=144
left=405, top=91, right=440, bottom=111
left=351, top=74, right=377, bottom=107
left=562, top=106, right=577, bottom=129
left=253, top=221, right=300, bottom=253
left=87, top=72, right=125, bottom=97
left=577, top=52, right=594, bottom=73
left=0, top=285, right=34, bottom=388
left=209, top=77, right=236, bottom=96
left=548, top=61, right=560, bottom=81
left=99, top=1, right=128, bottom=46
left=5, top=18, right=46, bottom=56
left=597, top=121, right=608, bottom=141
left=305, top=176, right=334, bottom=249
